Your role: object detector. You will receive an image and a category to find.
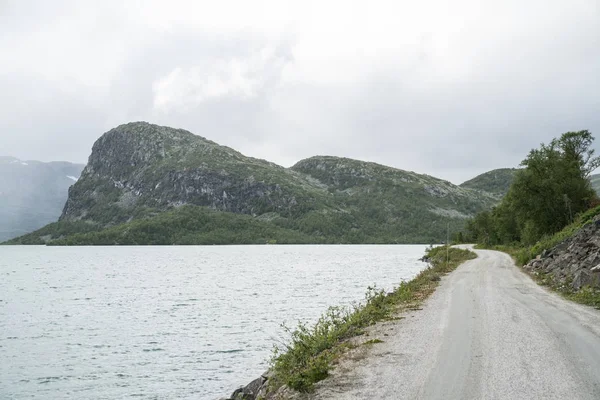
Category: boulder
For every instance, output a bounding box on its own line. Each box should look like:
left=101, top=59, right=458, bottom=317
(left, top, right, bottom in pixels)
left=572, top=269, right=600, bottom=290
left=224, top=371, right=274, bottom=400
left=541, top=249, right=551, bottom=258
left=230, top=377, right=265, bottom=400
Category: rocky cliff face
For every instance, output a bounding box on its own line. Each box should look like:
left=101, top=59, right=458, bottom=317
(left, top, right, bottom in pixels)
left=16, top=121, right=506, bottom=244
left=525, top=218, right=600, bottom=290
left=61, top=122, right=326, bottom=225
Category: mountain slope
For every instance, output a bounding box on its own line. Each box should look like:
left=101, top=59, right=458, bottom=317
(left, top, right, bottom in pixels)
left=290, top=156, right=498, bottom=242
left=0, top=157, right=84, bottom=241
left=459, top=168, right=517, bottom=197
left=60, top=122, right=330, bottom=226
left=590, top=173, right=600, bottom=195
left=8, top=122, right=500, bottom=245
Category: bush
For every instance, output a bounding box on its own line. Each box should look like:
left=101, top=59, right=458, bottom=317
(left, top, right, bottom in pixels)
left=269, top=246, right=476, bottom=393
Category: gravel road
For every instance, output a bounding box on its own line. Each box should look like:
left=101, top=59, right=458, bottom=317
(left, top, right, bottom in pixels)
left=311, top=248, right=600, bottom=400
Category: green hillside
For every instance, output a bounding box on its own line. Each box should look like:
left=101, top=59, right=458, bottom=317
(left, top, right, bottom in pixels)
left=459, top=168, right=517, bottom=196
left=6, top=122, right=502, bottom=245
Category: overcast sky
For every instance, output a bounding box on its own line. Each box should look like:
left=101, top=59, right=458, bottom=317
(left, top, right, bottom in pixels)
left=1, top=0, right=599, bottom=183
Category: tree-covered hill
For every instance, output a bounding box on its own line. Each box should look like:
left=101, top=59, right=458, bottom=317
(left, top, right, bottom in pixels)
left=459, top=168, right=517, bottom=197
left=466, top=130, right=599, bottom=246
left=6, top=122, right=502, bottom=245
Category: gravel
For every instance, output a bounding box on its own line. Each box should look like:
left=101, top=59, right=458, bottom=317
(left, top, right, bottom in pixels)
left=310, top=248, right=600, bottom=400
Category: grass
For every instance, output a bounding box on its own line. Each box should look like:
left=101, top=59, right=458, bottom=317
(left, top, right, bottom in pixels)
left=476, top=205, right=600, bottom=310
left=569, top=286, right=600, bottom=308
left=268, top=246, right=476, bottom=393
left=513, top=205, right=600, bottom=265
left=476, top=245, right=600, bottom=309
left=526, top=270, right=600, bottom=309
left=363, top=338, right=384, bottom=345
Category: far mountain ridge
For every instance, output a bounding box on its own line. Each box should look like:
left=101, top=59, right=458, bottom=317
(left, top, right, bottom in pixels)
left=0, top=157, right=84, bottom=241
left=8, top=122, right=505, bottom=245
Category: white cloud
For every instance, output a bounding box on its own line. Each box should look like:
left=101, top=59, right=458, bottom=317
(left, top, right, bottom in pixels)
left=0, top=0, right=599, bottom=182
left=152, top=45, right=291, bottom=112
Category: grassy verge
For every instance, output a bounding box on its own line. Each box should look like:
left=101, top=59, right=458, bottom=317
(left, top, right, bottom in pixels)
left=522, top=269, right=600, bottom=309
left=514, top=205, right=600, bottom=265
left=475, top=206, right=600, bottom=265
left=476, top=245, right=600, bottom=309
left=268, top=246, right=476, bottom=393
left=475, top=207, right=600, bottom=309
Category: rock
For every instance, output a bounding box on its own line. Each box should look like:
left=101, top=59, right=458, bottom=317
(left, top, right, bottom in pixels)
left=261, top=369, right=274, bottom=380
left=42, top=121, right=499, bottom=245
left=573, top=269, right=593, bottom=290
left=521, top=215, right=600, bottom=291
left=228, top=376, right=268, bottom=400
left=541, top=249, right=550, bottom=258
left=528, top=259, right=542, bottom=270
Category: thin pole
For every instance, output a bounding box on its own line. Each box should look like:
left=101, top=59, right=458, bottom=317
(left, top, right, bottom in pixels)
left=446, top=222, right=449, bottom=266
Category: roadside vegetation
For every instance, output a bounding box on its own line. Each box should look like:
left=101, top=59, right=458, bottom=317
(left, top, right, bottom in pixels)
left=268, top=246, right=476, bottom=393
left=463, top=130, right=600, bottom=308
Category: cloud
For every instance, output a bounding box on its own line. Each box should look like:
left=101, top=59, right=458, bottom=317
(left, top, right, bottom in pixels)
left=152, top=43, right=292, bottom=112
left=0, top=0, right=599, bottom=183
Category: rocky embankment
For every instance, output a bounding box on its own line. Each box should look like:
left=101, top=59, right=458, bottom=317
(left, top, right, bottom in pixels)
left=218, top=370, right=290, bottom=400
left=525, top=217, right=600, bottom=290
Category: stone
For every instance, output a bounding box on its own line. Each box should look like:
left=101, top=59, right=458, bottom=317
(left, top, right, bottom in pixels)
left=46, top=121, right=498, bottom=246
left=230, top=377, right=265, bottom=400
left=522, top=215, right=600, bottom=291
left=573, top=269, right=593, bottom=290
left=541, top=249, right=550, bottom=258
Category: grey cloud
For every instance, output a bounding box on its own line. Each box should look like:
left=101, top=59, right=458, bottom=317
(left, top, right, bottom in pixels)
left=1, top=1, right=599, bottom=184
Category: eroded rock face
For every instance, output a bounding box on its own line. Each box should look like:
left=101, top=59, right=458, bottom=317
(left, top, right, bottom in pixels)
left=524, top=218, right=600, bottom=290
left=53, top=121, right=500, bottom=243
left=60, top=122, right=311, bottom=225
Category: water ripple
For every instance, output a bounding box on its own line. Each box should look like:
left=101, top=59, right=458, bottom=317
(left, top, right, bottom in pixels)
left=0, top=244, right=426, bottom=399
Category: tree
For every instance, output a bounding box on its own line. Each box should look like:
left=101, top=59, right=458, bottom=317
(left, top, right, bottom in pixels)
left=467, top=130, right=599, bottom=245
left=557, top=130, right=600, bottom=178
left=509, top=131, right=598, bottom=238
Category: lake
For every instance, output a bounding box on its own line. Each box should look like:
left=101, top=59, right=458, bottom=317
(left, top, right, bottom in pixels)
left=0, top=245, right=428, bottom=399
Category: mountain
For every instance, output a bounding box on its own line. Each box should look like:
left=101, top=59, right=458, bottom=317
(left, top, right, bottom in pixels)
left=590, top=174, right=600, bottom=195
left=6, top=122, right=500, bottom=245
left=0, top=157, right=84, bottom=241
left=461, top=168, right=600, bottom=198
left=460, top=168, right=517, bottom=197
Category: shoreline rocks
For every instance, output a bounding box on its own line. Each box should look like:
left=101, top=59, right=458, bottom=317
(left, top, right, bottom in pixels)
left=219, top=371, right=270, bottom=400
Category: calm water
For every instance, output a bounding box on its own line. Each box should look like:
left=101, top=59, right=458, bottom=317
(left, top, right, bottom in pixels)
left=0, top=245, right=428, bottom=399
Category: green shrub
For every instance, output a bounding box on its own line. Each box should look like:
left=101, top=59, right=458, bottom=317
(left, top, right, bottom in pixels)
left=269, top=246, right=476, bottom=393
